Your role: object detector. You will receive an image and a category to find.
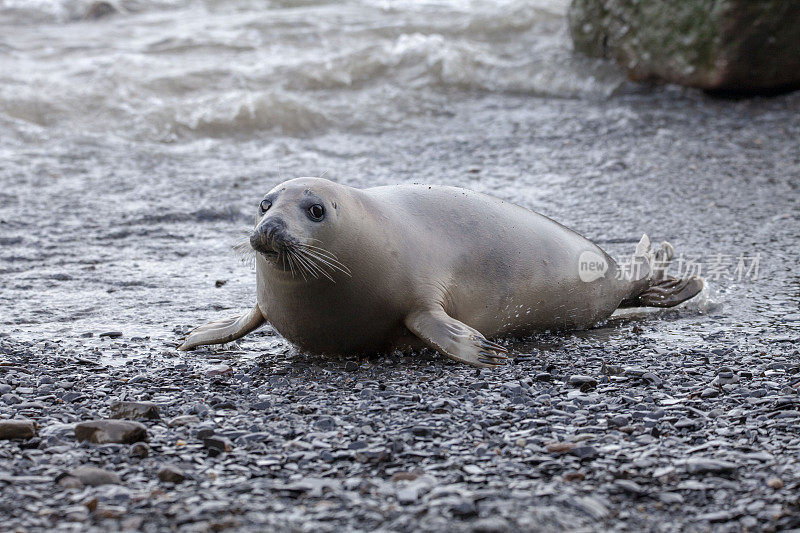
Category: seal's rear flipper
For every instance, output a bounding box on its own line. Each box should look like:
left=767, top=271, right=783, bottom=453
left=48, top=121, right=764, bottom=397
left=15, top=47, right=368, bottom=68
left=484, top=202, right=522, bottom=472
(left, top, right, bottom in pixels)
left=622, top=235, right=676, bottom=283
left=405, top=307, right=508, bottom=368
left=619, top=276, right=704, bottom=308
left=178, top=305, right=265, bottom=351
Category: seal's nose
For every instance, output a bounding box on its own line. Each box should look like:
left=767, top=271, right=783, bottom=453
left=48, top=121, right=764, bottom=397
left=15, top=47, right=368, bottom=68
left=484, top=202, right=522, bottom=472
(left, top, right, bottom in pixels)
left=250, top=217, right=289, bottom=253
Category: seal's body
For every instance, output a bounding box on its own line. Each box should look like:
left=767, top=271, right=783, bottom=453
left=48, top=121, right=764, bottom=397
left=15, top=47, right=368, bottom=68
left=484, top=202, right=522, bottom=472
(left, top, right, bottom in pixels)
left=179, top=178, right=702, bottom=367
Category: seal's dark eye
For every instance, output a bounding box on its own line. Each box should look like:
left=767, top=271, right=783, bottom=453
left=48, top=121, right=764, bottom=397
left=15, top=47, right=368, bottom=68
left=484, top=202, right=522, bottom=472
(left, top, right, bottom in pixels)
left=260, top=199, right=271, bottom=213
left=307, top=204, right=325, bottom=221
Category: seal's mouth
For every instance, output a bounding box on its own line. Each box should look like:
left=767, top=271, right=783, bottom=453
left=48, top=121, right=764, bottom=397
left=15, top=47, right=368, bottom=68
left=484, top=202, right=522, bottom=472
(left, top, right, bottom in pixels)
left=254, top=238, right=351, bottom=281
left=252, top=242, right=289, bottom=268
left=252, top=241, right=293, bottom=264
left=257, top=248, right=280, bottom=259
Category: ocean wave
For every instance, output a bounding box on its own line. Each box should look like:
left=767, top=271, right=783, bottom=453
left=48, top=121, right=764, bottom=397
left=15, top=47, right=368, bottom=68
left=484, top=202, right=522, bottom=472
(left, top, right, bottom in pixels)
left=0, top=0, right=623, bottom=140
left=281, top=32, right=619, bottom=96
left=147, top=90, right=332, bottom=139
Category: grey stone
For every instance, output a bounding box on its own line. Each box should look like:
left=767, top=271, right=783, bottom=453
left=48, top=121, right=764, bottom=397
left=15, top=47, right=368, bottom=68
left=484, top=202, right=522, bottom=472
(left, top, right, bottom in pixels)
left=642, top=372, right=662, bottom=386
left=697, top=510, right=736, bottom=523
left=74, top=420, right=148, bottom=444
left=659, top=492, right=684, bottom=504
left=314, top=416, right=335, bottom=431
left=205, top=364, right=232, bottom=377
left=608, top=415, right=629, bottom=427
left=167, top=415, right=200, bottom=427
left=614, top=479, right=645, bottom=496
left=68, top=466, right=121, bottom=486
left=411, top=425, right=435, bottom=437
left=568, top=375, right=598, bottom=388
left=451, top=500, right=477, bottom=518
left=129, top=442, right=149, bottom=458
left=397, top=486, right=418, bottom=504
left=109, top=401, right=160, bottom=420
left=157, top=465, right=187, bottom=483
left=571, top=445, right=598, bottom=459
left=684, top=458, right=738, bottom=475
left=204, top=436, right=233, bottom=453
left=571, top=496, right=610, bottom=520
left=471, top=517, right=510, bottom=533
left=1, top=394, right=21, bottom=405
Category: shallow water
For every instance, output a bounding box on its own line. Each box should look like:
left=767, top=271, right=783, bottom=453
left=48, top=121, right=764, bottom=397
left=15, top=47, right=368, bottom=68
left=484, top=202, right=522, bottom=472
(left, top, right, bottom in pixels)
left=1, top=0, right=798, bottom=362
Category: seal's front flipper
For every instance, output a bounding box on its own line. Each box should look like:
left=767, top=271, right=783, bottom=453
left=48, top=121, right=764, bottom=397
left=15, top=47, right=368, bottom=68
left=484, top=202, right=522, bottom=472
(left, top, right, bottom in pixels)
left=178, top=305, right=265, bottom=351
left=620, top=277, right=704, bottom=308
left=405, top=307, right=508, bottom=368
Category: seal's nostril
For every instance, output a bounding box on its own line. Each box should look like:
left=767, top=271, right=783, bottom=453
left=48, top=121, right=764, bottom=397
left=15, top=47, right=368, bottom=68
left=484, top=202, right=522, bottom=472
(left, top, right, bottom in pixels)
left=249, top=231, right=264, bottom=251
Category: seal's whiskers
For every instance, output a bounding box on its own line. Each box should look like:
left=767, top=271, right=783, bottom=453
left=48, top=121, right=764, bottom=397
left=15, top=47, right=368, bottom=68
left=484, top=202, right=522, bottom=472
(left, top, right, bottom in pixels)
left=291, top=249, right=323, bottom=281
left=294, top=248, right=335, bottom=282
left=232, top=239, right=256, bottom=269
left=296, top=243, right=351, bottom=277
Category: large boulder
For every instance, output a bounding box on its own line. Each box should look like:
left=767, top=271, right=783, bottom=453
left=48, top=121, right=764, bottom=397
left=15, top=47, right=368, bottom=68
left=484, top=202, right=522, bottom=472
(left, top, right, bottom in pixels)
left=568, top=0, right=800, bottom=93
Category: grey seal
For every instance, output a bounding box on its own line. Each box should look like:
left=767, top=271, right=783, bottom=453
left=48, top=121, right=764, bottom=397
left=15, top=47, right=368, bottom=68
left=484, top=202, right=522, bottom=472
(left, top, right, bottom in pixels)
left=178, top=177, right=702, bottom=367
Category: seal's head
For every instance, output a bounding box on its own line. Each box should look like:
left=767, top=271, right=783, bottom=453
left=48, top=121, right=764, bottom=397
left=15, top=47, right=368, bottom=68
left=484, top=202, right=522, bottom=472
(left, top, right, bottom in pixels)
left=248, top=177, right=350, bottom=281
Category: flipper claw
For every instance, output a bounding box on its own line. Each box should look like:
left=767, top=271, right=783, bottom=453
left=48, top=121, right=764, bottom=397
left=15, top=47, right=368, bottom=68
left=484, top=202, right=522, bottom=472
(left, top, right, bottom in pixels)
left=406, top=308, right=511, bottom=368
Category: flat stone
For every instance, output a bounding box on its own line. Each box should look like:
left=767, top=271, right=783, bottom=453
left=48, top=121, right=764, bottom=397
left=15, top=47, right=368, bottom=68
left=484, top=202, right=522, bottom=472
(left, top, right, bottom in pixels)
left=684, top=458, right=738, bottom=475
left=0, top=419, right=36, bottom=439
left=1, top=394, right=21, bottom=405
left=74, top=420, right=148, bottom=444
left=571, top=496, right=610, bottom=520
left=314, top=416, right=335, bottom=431
left=659, top=492, right=684, bottom=504
left=397, top=486, right=418, bottom=504
left=614, top=479, right=646, bottom=496
left=205, top=364, right=233, bottom=377
left=463, top=464, right=484, bottom=475
left=546, top=441, right=576, bottom=453
left=109, top=401, right=160, bottom=420
left=570, top=445, right=598, bottom=459
left=675, top=417, right=700, bottom=429
left=642, top=372, right=663, bottom=386
left=68, top=466, right=121, bottom=486
left=168, top=415, right=200, bottom=428
left=471, top=517, right=510, bottom=533
left=568, top=375, right=598, bottom=388
left=697, top=510, right=736, bottom=523
left=411, top=425, right=435, bottom=437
